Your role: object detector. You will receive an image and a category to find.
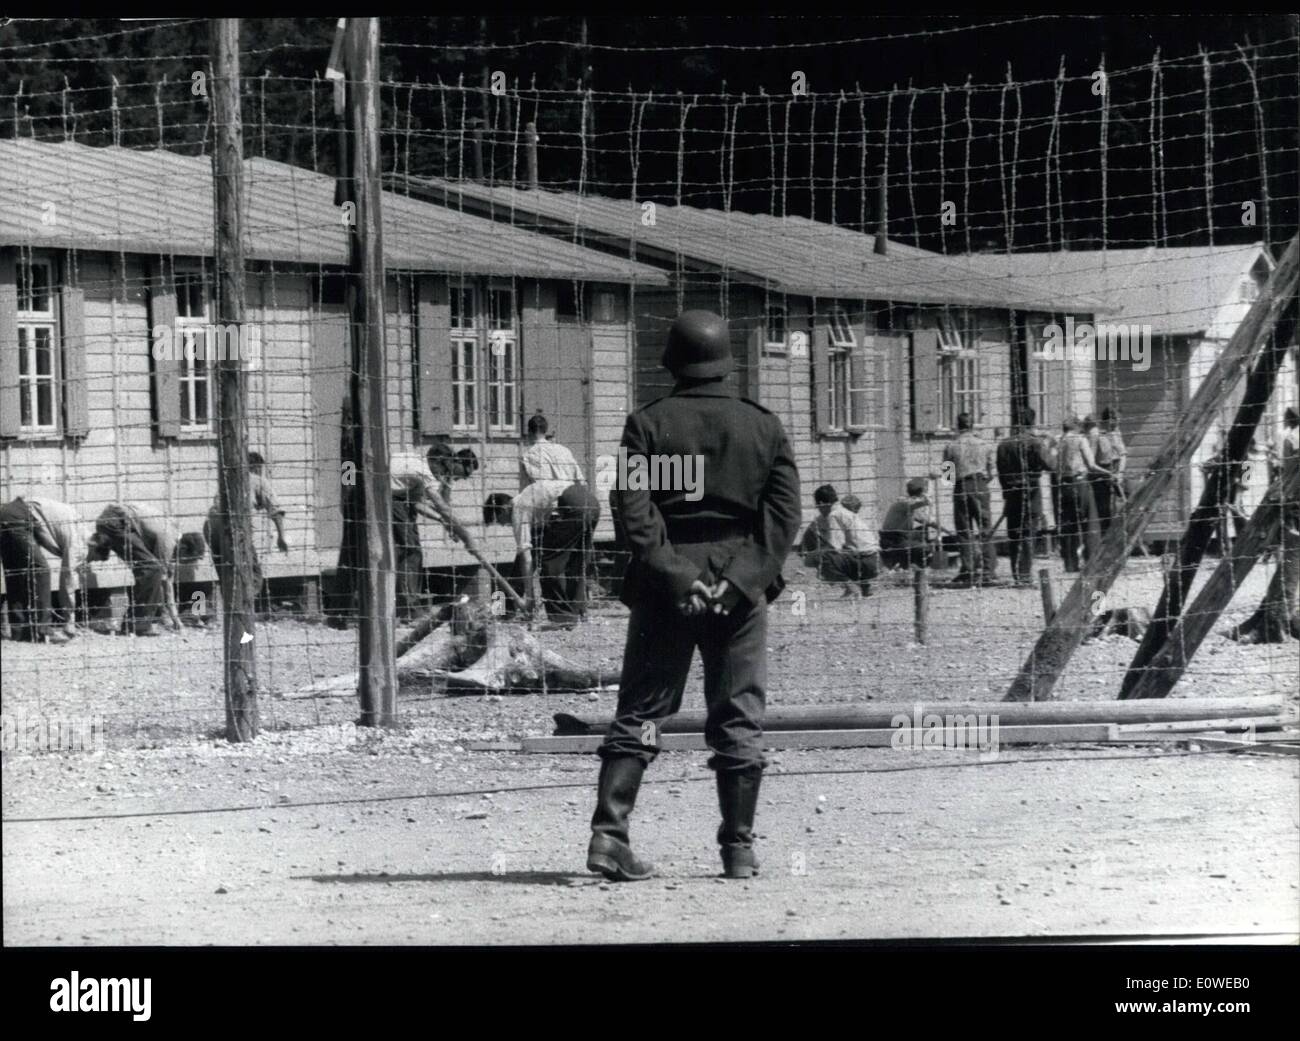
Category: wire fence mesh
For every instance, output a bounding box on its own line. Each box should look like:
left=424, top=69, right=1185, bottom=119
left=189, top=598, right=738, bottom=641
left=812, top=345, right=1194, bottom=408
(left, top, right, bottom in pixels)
left=1, top=19, right=1297, bottom=750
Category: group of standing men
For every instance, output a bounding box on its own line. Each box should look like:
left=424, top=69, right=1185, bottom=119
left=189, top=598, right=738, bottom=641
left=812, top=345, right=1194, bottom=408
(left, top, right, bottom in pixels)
left=942, top=408, right=1130, bottom=587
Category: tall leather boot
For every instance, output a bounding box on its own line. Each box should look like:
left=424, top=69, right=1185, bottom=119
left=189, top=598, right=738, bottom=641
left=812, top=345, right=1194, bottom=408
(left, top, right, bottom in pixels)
left=716, top=766, right=763, bottom=879
left=587, top=756, right=654, bottom=882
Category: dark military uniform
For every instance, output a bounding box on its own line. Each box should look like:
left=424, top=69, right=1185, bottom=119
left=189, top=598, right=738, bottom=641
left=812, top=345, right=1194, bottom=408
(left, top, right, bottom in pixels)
left=588, top=310, right=801, bottom=883
left=603, top=382, right=801, bottom=768
left=996, top=429, right=1053, bottom=584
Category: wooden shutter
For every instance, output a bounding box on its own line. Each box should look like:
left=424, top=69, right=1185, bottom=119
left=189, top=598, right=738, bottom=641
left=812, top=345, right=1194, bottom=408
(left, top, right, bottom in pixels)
left=556, top=322, right=592, bottom=472
left=731, top=316, right=761, bottom=400
left=415, top=275, right=453, bottom=437
left=147, top=256, right=181, bottom=439
left=521, top=280, right=562, bottom=430
left=0, top=249, right=18, bottom=438
left=911, top=326, right=941, bottom=433
left=60, top=258, right=89, bottom=438
left=812, top=315, right=832, bottom=435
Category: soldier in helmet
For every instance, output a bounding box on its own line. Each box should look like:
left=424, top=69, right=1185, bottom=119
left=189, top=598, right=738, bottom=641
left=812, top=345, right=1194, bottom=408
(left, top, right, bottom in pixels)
left=587, top=310, right=802, bottom=882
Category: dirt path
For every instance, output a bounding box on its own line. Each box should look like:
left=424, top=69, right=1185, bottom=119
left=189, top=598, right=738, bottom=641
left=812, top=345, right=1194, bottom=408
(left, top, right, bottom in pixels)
left=4, top=743, right=1297, bottom=944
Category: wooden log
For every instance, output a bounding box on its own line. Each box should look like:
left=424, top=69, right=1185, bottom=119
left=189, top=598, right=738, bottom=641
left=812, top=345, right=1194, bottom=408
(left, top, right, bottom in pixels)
left=1124, top=466, right=1300, bottom=699
left=211, top=20, right=258, bottom=743
left=1005, top=234, right=1300, bottom=702
left=552, top=695, right=1286, bottom=736
left=395, top=599, right=459, bottom=658
left=343, top=18, right=398, bottom=726
left=1121, top=285, right=1298, bottom=696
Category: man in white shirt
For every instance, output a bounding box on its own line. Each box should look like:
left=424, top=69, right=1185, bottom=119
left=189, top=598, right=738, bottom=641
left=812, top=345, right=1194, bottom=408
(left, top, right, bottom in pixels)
left=805, top=484, right=880, bottom=597
left=23, top=496, right=83, bottom=636
left=388, top=446, right=481, bottom=621
left=521, top=413, right=584, bottom=491
left=509, top=477, right=601, bottom=625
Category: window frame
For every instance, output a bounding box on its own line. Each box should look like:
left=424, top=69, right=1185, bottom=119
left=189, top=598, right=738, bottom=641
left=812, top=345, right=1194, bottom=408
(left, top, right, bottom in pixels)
left=828, top=304, right=856, bottom=349
left=484, top=282, right=519, bottom=436
left=764, top=298, right=788, bottom=353
left=939, top=349, right=981, bottom=432
left=173, top=266, right=215, bottom=434
left=16, top=255, right=60, bottom=435
left=449, top=281, right=480, bottom=433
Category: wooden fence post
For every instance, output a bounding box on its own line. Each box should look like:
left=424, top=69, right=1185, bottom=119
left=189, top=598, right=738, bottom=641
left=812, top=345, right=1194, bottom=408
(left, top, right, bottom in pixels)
left=211, top=18, right=258, bottom=742
left=342, top=18, right=398, bottom=726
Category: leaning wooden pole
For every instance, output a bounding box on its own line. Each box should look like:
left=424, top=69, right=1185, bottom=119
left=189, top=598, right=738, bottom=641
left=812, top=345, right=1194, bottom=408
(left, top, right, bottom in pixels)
left=1005, top=234, right=1299, bottom=702
left=1120, top=282, right=1299, bottom=697
left=343, top=18, right=398, bottom=725
left=210, top=20, right=258, bottom=742
left=1125, top=466, right=1300, bottom=700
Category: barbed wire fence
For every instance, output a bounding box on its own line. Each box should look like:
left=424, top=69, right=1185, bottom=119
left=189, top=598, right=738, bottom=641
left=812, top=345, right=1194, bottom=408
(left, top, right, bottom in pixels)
left=1, top=19, right=1297, bottom=751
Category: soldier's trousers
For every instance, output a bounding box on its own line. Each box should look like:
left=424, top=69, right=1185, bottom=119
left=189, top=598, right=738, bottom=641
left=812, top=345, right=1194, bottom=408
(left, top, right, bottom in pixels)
left=1003, top=485, right=1040, bottom=582
left=94, top=506, right=165, bottom=628
left=0, top=500, right=53, bottom=639
left=600, top=598, right=768, bottom=773
left=1058, top=477, right=1099, bottom=572
left=953, top=474, right=997, bottom=577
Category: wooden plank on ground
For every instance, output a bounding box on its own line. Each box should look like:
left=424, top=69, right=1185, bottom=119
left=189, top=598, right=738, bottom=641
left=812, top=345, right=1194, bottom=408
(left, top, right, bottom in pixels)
left=1110, top=716, right=1296, bottom=736
left=551, top=696, right=1287, bottom=736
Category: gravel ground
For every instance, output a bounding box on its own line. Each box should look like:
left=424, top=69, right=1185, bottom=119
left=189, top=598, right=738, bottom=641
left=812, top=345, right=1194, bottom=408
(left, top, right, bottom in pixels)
left=3, top=556, right=1298, bottom=944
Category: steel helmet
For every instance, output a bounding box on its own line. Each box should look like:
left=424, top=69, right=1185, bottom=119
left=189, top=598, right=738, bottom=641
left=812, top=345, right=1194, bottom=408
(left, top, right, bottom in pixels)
left=661, top=310, right=733, bottom=379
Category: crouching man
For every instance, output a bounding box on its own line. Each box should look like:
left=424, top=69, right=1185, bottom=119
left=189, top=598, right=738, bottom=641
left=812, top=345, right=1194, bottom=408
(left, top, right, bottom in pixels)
left=804, top=484, right=880, bottom=597
left=0, top=497, right=74, bottom=643
left=84, top=504, right=204, bottom=636
left=590, top=310, right=801, bottom=883
left=510, top=479, right=601, bottom=627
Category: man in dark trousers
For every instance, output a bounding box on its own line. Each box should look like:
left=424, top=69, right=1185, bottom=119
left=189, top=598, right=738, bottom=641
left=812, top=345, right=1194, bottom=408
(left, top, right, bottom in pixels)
left=510, top=479, right=601, bottom=626
left=0, top=498, right=72, bottom=643
left=1056, top=415, right=1108, bottom=572
left=588, top=310, right=802, bottom=883
left=996, top=408, right=1055, bottom=586
left=942, top=412, right=996, bottom=586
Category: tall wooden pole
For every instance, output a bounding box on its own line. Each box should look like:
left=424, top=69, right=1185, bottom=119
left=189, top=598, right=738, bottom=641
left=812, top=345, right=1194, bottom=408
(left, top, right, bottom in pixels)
left=211, top=19, right=258, bottom=741
left=1120, top=286, right=1298, bottom=697
left=343, top=18, right=398, bottom=725
left=1004, top=234, right=1299, bottom=702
